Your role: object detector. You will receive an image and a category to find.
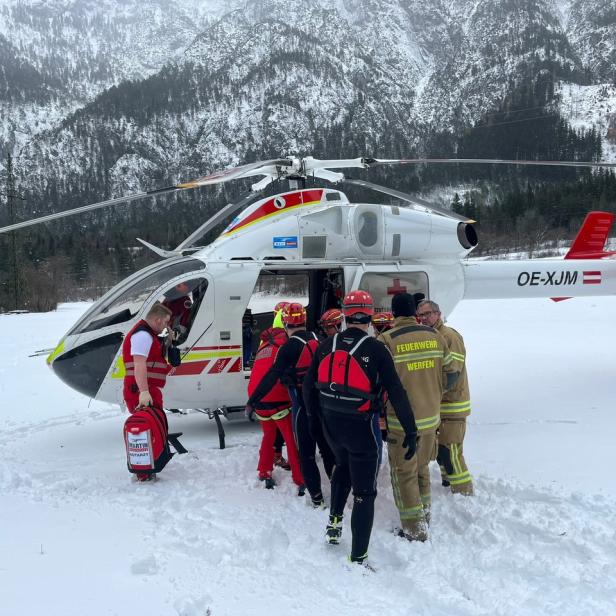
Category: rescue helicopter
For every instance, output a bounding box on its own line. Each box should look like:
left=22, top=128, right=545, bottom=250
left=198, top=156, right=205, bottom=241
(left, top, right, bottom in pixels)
left=2, top=155, right=616, bottom=424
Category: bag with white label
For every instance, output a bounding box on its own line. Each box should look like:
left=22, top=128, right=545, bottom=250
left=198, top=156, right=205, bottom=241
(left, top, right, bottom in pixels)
left=123, top=406, right=187, bottom=478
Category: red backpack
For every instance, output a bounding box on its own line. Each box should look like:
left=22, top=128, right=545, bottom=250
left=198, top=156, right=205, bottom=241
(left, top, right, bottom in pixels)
left=315, top=333, right=377, bottom=414
left=124, top=406, right=187, bottom=477
left=286, top=332, right=318, bottom=388
left=247, top=327, right=291, bottom=412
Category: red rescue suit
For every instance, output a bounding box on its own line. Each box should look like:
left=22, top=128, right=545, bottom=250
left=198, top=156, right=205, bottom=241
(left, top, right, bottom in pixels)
left=123, top=320, right=172, bottom=412
left=247, top=327, right=304, bottom=486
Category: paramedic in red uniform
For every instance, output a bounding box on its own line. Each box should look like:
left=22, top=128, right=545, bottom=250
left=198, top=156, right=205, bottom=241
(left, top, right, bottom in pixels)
left=303, top=290, right=417, bottom=566
left=246, top=302, right=335, bottom=506
left=123, top=303, right=174, bottom=413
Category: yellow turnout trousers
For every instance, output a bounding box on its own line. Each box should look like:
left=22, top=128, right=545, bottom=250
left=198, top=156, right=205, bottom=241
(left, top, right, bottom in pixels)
left=437, top=417, right=473, bottom=495
left=387, top=428, right=437, bottom=540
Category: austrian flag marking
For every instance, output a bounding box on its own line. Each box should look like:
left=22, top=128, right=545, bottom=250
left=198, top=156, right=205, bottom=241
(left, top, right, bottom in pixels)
left=583, top=271, right=602, bottom=285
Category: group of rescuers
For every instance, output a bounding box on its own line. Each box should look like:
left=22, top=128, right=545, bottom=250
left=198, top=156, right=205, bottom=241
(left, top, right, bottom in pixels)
left=122, top=288, right=473, bottom=567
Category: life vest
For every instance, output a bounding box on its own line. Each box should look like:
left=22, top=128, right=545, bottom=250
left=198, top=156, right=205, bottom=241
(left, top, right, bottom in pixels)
left=285, top=331, right=318, bottom=388
left=315, top=333, right=377, bottom=414
left=247, top=327, right=291, bottom=414
left=123, top=405, right=187, bottom=476
left=122, top=320, right=172, bottom=391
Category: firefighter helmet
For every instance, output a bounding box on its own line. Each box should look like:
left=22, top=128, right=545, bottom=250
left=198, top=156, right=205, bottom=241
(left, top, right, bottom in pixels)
left=319, top=308, right=343, bottom=327
left=371, top=311, right=394, bottom=332
left=342, top=290, right=374, bottom=318
left=274, top=301, right=290, bottom=313
left=282, top=302, right=307, bottom=326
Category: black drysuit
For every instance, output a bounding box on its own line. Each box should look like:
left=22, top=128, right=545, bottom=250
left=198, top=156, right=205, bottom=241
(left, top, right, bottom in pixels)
left=303, top=327, right=416, bottom=561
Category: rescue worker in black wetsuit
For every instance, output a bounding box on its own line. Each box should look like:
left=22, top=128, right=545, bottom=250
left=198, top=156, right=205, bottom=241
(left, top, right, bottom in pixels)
left=246, top=302, right=335, bottom=506
left=303, top=290, right=417, bottom=566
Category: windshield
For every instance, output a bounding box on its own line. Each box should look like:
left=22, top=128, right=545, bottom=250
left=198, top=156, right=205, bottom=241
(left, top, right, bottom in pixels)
left=69, top=258, right=206, bottom=335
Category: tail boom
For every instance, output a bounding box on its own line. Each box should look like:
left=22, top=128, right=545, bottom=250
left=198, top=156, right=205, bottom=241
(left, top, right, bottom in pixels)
left=463, top=259, right=616, bottom=300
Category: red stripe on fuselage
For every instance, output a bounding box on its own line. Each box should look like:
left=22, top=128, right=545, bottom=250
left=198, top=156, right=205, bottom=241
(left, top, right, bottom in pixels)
left=225, top=189, right=323, bottom=234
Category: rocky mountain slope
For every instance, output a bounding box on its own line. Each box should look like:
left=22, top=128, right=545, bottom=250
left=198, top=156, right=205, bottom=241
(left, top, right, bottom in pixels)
left=1, top=0, right=614, bottom=212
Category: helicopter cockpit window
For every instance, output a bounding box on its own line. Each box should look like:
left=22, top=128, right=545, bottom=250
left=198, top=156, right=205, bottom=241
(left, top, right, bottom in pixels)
left=359, top=272, right=429, bottom=314
left=71, top=258, right=206, bottom=335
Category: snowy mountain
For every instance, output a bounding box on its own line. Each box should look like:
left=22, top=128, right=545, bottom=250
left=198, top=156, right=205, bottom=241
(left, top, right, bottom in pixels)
left=0, top=0, right=243, bottom=156
left=2, top=0, right=615, bottom=211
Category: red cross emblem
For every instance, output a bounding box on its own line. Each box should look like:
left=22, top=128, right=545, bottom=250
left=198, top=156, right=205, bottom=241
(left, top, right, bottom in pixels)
left=387, top=278, right=407, bottom=295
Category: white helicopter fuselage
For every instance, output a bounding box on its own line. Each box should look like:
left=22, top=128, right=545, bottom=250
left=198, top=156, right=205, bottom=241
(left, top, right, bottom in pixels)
left=47, top=187, right=616, bottom=412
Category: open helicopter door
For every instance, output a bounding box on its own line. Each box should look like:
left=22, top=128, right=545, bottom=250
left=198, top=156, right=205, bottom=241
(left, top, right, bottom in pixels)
left=96, top=268, right=215, bottom=409
left=245, top=266, right=344, bottom=353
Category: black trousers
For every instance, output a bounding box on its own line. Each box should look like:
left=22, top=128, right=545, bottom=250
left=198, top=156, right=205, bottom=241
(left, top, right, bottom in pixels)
left=322, top=410, right=382, bottom=560
left=274, top=428, right=284, bottom=454
left=289, top=387, right=335, bottom=499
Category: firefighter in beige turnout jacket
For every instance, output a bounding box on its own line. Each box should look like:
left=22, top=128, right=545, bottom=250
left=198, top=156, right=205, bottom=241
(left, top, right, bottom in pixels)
left=418, top=300, right=473, bottom=495
left=378, top=293, right=460, bottom=541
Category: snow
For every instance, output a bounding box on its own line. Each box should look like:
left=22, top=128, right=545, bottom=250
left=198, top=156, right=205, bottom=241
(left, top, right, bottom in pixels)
left=2, top=296, right=616, bottom=615
left=556, top=82, right=616, bottom=162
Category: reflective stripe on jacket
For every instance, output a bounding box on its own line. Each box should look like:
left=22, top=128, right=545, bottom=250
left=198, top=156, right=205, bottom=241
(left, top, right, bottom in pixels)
left=435, top=319, right=471, bottom=418
left=122, top=320, right=171, bottom=390
left=378, top=316, right=453, bottom=432
left=247, top=327, right=291, bottom=415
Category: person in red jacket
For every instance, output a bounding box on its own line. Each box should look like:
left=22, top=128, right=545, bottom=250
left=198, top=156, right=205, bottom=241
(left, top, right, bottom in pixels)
left=162, top=282, right=193, bottom=329
left=247, top=303, right=335, bottom=505
left=247, top=326, right=304, bottom=489
left=123, top=302, right=177, bottom=412
left=122, top=302, right=180, bottom=480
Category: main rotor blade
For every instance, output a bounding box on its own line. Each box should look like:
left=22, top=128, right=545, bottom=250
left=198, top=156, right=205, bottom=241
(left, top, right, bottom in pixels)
left=370, top=158, right=616, bottom=168
left=343, top=178, right=474, bottom=223
left=177, top=158, right=293, bottom=188
left=0, top=184, right=178, bottom=234
left=0, top=158, right=290, bottom=235
left=175, top=189, right=264, bottom=251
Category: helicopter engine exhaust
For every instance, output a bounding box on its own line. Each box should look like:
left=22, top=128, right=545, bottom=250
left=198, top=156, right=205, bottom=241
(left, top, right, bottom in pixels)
left=457, top=222, right=478, bottom=249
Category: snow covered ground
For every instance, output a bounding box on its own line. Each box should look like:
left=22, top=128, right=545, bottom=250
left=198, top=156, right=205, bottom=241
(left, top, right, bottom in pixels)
left=1, top=297, right=616, bottom=616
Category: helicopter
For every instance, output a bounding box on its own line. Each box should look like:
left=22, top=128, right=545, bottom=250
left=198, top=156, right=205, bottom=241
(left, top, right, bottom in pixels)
left=2, top=155, right=616, bottom=421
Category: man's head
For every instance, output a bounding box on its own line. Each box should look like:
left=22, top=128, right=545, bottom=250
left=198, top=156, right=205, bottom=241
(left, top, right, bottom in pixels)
left=281, top=302, right=307, bottom=332
left=342, top=290, right=374, bottom=331
left=146, top=302, right=172, bottom=334
left=319, top=308, right=343, bottom=337
left=416, top=300, right=441, bottom=327
left=175, top=282, right=190, bottom=295
left=391, top=292, right=416, bottom=318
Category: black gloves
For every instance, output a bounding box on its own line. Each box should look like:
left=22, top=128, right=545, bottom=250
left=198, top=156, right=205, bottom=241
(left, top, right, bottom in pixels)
left=402, top=432, right=418, bottom=460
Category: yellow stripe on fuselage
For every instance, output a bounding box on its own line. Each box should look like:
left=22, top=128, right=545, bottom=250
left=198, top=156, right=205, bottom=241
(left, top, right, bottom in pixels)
left=222, top=200, right=321, bottom=236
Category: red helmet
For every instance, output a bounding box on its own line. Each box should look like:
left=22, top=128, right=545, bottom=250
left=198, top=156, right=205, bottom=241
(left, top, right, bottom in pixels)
left=320, top=308, right=343, bottom=327
left=342, top=290, right=374, bottom=318
left=282, top=302, right=307, bottom=326
left=274, top=301, right=290, bottom=313
left=371, top=311, right=394, bottom=332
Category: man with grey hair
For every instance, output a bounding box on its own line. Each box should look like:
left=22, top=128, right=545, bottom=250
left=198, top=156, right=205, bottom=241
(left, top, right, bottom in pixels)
left=416, top=300, right=474, bottom=495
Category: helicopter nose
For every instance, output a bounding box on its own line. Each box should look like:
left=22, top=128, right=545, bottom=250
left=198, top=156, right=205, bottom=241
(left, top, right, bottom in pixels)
left=51, top=333, right=124, bottom=398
